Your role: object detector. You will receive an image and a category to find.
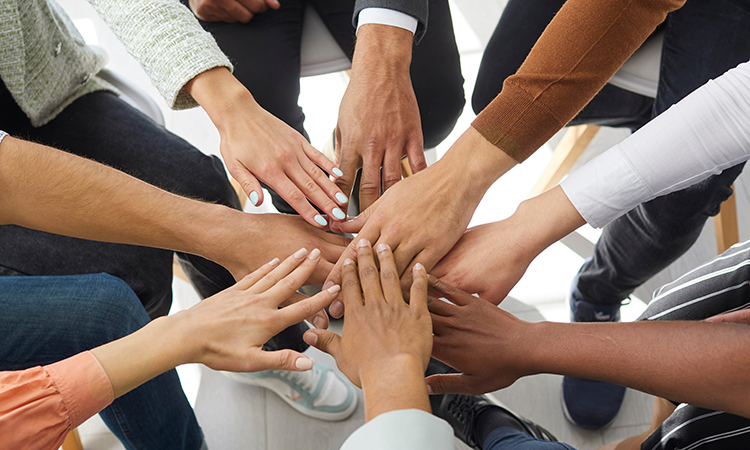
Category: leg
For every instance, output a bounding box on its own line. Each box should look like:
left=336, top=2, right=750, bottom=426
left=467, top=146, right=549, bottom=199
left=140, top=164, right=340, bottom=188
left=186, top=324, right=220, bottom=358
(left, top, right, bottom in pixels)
left=0, top=274, right=204, bottom=450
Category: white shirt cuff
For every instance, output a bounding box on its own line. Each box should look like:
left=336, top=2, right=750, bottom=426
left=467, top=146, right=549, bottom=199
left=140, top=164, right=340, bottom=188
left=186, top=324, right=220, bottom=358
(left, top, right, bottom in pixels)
left=0, top=130, right=7, bottom=145
left=356, top=8, right=418, bottom=35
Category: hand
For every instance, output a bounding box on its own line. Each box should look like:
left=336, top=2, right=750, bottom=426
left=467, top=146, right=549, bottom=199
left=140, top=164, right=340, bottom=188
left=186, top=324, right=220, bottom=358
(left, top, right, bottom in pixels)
left=425, top=277, right=531, bottom=396
left=213, top=213, right=351, bottom=330
left=189, top=0, right=279, bottom=23
left=304, top=240, right=432, bottom=387
left=178, top=248, right=339, bottom=373
left=304, top=240, right=432, bottom=420
left=431, top=221, right=536, bottom=304
left=334, top=24, right=425, bottom=212
left=186, top=68, right=349, bottom=228
left=326, top=127, right=515, bottom=317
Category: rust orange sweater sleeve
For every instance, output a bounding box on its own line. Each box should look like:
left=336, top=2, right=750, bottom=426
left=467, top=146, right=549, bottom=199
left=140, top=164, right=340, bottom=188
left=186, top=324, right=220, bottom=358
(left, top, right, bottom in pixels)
left=472, top=0, right=686, bottom=162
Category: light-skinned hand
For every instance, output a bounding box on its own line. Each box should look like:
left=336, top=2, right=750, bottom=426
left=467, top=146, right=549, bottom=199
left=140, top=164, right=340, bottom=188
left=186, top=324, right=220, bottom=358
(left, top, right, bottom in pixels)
left=334, top=25, right=425, bottom=212
left=189, top=0, right=279, bottom=23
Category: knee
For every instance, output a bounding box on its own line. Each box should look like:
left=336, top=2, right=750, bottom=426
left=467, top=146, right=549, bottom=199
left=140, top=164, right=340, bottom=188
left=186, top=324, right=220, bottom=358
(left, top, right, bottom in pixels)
left=421, top=84, right=465, bottom=149
left=84, top=273, right=151, bottom=340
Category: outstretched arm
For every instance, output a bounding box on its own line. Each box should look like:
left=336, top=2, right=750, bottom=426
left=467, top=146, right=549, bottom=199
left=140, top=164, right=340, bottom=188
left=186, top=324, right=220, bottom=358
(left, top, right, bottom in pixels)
left=426, top=278, right=750, bottom=419
left=0, top=134, right=349, bottom=326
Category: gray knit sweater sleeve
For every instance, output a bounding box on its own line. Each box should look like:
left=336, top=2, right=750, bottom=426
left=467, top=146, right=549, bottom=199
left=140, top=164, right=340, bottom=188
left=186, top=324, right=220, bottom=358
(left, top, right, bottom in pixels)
left=88, top=0, right=232, bottom=109
left=353, top=0, right=428, bottom=43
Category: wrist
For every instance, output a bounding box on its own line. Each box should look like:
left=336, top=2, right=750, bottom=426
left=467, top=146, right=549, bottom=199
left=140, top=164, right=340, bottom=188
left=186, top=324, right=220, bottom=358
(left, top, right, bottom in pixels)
left=191, top=206, right=259, bottom=278
left=513, top=186, right=586, bottom=254
left=184, top=67, right=258, bottom=133
left=352, top=24, right=413, bottom=77
left=360, top=353, right=430, bottom=420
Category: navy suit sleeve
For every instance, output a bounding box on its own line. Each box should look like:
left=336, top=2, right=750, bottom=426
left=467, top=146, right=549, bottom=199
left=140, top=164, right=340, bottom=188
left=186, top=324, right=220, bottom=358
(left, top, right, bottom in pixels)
left=353, top=0, right=428, bottom=43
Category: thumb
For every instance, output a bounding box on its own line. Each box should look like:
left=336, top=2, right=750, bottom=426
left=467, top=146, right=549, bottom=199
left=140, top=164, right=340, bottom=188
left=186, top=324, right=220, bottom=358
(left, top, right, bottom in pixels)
left=303, top=329, right=342, bottom=359
left=425, top=373, right=473, bottom=395
left=333, top=207, right=372, bottom=234
left=250, top=349, right=313, bottom=372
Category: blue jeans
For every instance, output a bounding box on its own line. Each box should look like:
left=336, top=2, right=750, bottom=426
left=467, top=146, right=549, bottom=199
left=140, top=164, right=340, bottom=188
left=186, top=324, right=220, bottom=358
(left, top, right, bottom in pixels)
left=484, top=428, right=576, bottom=450
left=0, top=79, right=309, bottom=353
left=0, top=273, right=204, bottom=450
left=473, top=0, right=750, bottom=306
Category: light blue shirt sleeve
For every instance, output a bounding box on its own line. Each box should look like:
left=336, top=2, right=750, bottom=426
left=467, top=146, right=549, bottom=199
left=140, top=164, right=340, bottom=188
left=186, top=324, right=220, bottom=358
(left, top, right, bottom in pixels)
left=340, top=409, right=454, bottom=450
left=0, top=130, right=7, bottom=144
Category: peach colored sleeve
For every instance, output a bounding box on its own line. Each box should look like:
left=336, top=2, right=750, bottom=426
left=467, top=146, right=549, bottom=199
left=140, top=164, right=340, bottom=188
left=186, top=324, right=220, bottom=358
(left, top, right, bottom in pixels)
left=0, top=351, right=114, bottom=450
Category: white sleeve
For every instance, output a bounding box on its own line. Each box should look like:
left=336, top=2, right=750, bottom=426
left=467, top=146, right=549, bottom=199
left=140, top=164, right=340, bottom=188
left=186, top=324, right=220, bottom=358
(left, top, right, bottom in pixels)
left=561, top=60, right=750, bottom=228
left=356, top=8, right=418, bottom=35
left=340, top=409, right=454, bottom=450
left=0, top=131, right=7, bottom=144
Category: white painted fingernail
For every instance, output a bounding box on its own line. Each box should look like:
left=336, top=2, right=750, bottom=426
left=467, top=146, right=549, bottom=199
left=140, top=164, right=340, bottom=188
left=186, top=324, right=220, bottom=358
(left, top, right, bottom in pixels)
left=249, top=191, right=259, bottom=206
left=357, top=239, right=369, bottom=248
left=308, top=248, right=321, bottom=260
left=415, top=263, right=424, bottom=272
left=327, top=284, right=341, bottom=294
left=332, top=168, right=344, bottom=177
left=296, top=358, right=313, bottom=370
left=267, top=257, right=280, bottom=266
left=332, top=208, right=345, bottom=220
left=293, top=248, right=308, bottom=259
left=314, top=215, right=328, bottom=226
left=376, top=243, right=389, bottom=253
left=335, top=192, right=348, bottom=203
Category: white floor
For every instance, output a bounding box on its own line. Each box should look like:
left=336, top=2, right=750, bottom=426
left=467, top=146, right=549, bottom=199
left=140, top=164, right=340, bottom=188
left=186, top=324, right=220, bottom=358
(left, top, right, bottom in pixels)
left=57, top=0, right=750, bottom=448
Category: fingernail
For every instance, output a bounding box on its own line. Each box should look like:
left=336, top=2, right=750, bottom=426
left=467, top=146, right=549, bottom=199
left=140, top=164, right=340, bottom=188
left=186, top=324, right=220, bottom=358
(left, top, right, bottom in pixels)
left=335, top=192, right=348, bottom=203
left=330, top=301, right=343, bottom=316
left=305, top=331, right=318, bottom=345
left=249, top=191, right=259, bottom=206
left=293, top=248, right=308, bottom=259
left=268, top=257, right=280, bottom=266
left=414, top=263, right=424, bottom=272
left=327, top=284, right=341, bottom=294
left=314, top=215, right=328, bottom=226
left=308, top=248, right=321, bottom=260
left=343, top=258, right=354, bottom=266
left=332, top=167, right=344, bottom=177
left=312, top=316, right=325, bottom=329
left=332, top=208, right=346, bottom=220
left=357, top=239, right=370, bottom=248
left=376, top=243, right=389, bottom=253
left=296, top=357, right=313, bottom=371
left=426, top=384, right=433, bottom=395
left=323, top=281, right=334, bottom=290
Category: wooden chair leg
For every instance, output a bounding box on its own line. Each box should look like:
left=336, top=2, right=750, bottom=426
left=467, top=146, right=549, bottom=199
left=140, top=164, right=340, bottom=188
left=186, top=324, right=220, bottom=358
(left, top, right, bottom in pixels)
left=715, top=187, right=739, bottom=254
left=62, top=428, right=83, bottom=450
left=528, top=125, right=601, bottom=198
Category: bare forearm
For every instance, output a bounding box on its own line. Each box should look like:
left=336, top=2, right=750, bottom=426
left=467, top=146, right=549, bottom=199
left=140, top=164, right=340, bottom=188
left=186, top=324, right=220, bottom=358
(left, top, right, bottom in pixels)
left=0, top=136, right=249, bottom=269
left=526, top=321, right=750, bottom=417
left=361, top=356, right=431, bottom=421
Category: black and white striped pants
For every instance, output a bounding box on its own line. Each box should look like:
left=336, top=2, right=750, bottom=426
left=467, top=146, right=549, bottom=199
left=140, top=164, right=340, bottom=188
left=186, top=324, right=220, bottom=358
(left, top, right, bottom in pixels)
left=638, top=240, right=750, bottom=450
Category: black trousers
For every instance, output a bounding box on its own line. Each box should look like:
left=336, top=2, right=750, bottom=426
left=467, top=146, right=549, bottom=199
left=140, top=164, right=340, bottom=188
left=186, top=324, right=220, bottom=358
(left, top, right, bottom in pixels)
left=473, top=0, right=750, bottom=306
left=190, top=0, right=465, bottom=213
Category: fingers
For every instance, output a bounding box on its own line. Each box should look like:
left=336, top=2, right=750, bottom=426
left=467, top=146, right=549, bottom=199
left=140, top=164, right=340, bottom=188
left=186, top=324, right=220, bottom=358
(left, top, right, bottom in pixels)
left=359, top=152, right=382, bottom=211
left=235, top=257, right=280, bottom=289
left=428, top=275, right=476, bottom=306
left=427, top=297, right=456, bottom=318
left=425, top=373, right=474, bottom=396
left=278, top=291, right=330, bottom=330
left=250, top=348, right=314, bottom=372
left=277, top=284, right=340, bottom=327
left=405, top=140, right=428, bottom=175
left=356, top=239, right=384, bottom=304
left=264, top=249, right=322, bottom=303
left=301, top=144, right=348, bottom=203
left=409, top=263, right=428, bottom=313
left=326, top=233, right=371, bottom=318
left=341, top=255, right=364, bottom=312
left=330, top=207, right=370, bottom=234
left=333, top=143, right=360, bottom=210
left=221, top=0, right=254, bottom=22
left=264, top=0, right=280, bottom=8
left=303, top=329, right=342, bottom=361
left=271, top=176, right=330, bottom=228
left=375, top=243, right=402, bottom=305
left=229, top=163, right=264, bottom=207
left=381, top=150, right=403, bottom=194
left=244, top=247, right=310, bottom=293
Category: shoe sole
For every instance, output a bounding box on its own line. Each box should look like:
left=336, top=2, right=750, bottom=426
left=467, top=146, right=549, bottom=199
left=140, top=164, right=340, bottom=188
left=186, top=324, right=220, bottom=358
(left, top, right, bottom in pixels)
left=481, top=394, right=557, bottom=441
left=222, top=371, right=358, bottom=422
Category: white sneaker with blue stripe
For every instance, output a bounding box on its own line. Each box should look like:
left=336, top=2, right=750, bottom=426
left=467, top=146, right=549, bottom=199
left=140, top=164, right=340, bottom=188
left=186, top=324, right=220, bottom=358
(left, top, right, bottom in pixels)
left=223, top=360, right=357, bottom=421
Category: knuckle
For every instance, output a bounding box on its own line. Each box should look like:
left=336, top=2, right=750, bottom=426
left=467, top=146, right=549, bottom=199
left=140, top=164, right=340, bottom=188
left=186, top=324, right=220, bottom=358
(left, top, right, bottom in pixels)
left=359, top=265, right=377, bottom=278
left=286, top=189, right=306, bottom=205
left=308, top=164, right=325, bottom=180
left=302, top=178, right=318, bottom=194
left=277, top=351, right=295, bottom=368
left=342, top=277, right=360, bottom=290
left=380, top=268, right=398, bottom=282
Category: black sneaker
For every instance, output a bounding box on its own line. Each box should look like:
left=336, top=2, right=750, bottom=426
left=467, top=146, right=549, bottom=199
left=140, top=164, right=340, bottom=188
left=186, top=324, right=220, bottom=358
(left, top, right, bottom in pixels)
left=433, top=393, right=557, bottom=449
left=562, top=259, right=626, bottom=430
